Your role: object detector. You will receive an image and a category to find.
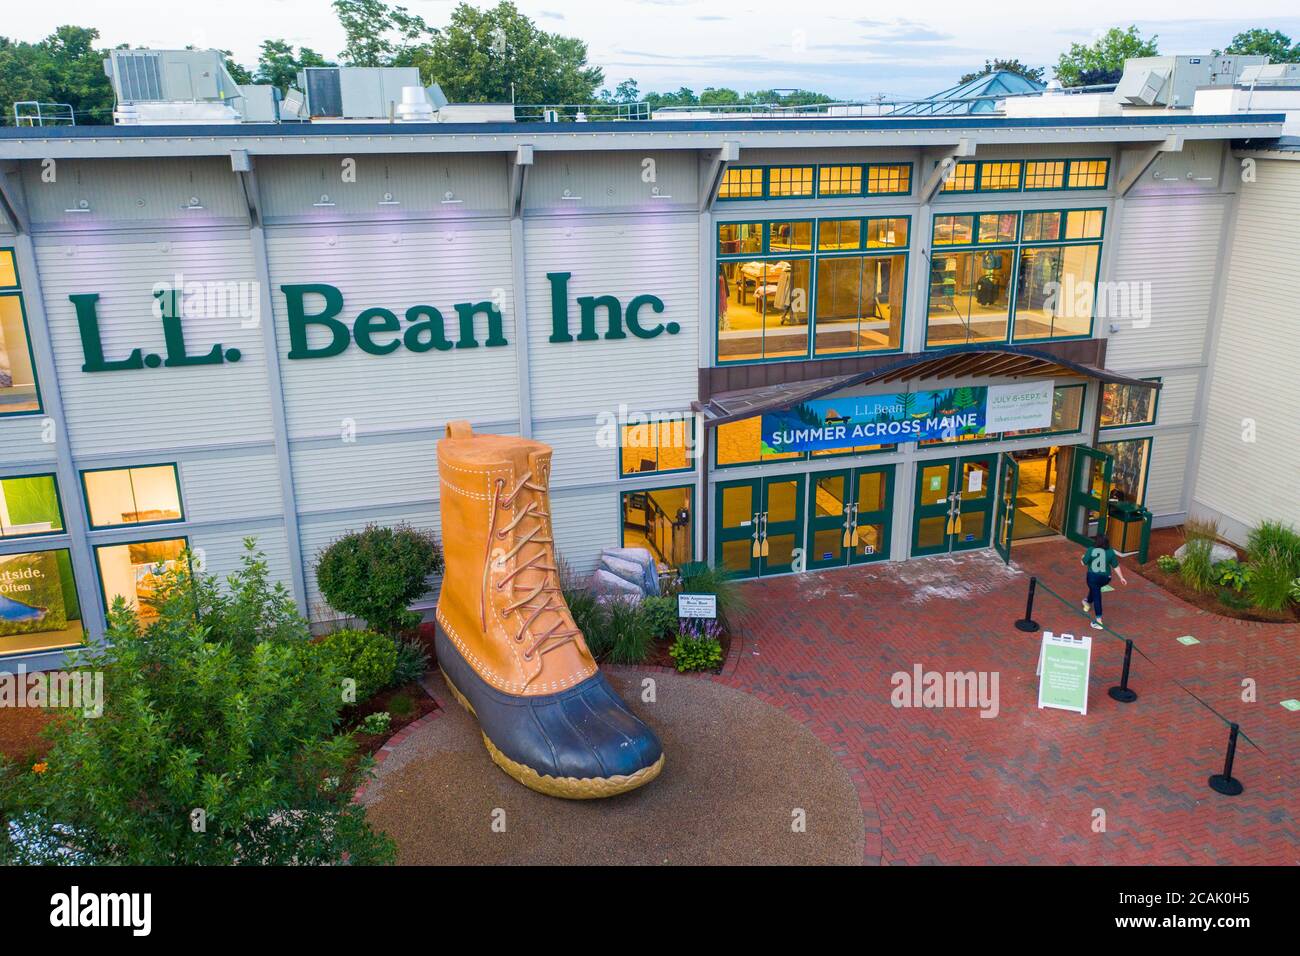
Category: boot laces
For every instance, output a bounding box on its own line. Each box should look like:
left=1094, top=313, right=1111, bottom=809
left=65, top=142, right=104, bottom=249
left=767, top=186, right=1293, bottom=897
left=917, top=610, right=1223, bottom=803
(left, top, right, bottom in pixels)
left=484, top=471, right=579, bottom=663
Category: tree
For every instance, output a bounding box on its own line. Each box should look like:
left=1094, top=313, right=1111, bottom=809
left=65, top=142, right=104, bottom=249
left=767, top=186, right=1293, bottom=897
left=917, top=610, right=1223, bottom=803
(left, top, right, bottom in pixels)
left=1214, top=29, right=1300, bottom=63
left=0, top=541, right=395, bottom=865
left=409, top=1, right=603, bottom=103
left=958, top=58, right=1046, bottom=85
left=0, top=26, right=115, bottom=124
left=1055, top=26, right=1158, bottom=87
left=600, top=78, right=640, bottom=104
left=333, top=0, right=433, bottom=68
left=254, top=39, right=334, bottom=93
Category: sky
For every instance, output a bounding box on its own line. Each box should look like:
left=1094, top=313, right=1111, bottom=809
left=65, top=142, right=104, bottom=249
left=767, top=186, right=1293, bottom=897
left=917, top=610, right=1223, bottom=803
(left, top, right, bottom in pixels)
left=8, top=0, right=1300, bottom=100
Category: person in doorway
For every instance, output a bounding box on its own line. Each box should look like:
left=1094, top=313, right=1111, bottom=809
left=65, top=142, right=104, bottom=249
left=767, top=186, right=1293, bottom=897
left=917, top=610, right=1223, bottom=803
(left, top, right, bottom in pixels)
left=1081, top=533, right=1127, bottom=629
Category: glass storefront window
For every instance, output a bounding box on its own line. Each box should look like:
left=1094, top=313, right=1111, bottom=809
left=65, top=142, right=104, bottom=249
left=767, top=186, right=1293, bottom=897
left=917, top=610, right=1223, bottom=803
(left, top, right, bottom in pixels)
left=717, top=258, right=811, bottom=362
left=1003, top=384, right=1086, bottom=438
left=866, top=217, right=908, bottom=249
left=927, top=248, right=1014, bottom=347
left=0, top=548, right=84, bottom=656
left=0, top=474, right=63, bottom=538
left=980, top=162, right=1022, bottom=191
left=1097, top=438, right=1151, bottom=505
left=814, top=253, right=906, bottom=354
left=941, top=161, right=977, bottom=192
left=1013, top=244, right=1100, bottom=340
left=818, top=219, right=861, bottom=251
left=933, top=214, right=975, bottom=246
left=767, top=221, right=813, bottom=252
left=1022, top=211, right=1063, bottom=242
left=1100, top=380, right=1158, bottom=428
left=95, top=537, right=187, bottom=621
left=718, top=222, right=762, bottom=255
left=83, top=464, right=183, bottom=529
left=0, top=292, right=40, bottom=416
left=620, top=418, right=694, bottom=477
left=621, top=486, right=693, bottom=569
left=1068, top=160, right=1109, bottom=189
left=1064, top=209, right=1104, bottom=239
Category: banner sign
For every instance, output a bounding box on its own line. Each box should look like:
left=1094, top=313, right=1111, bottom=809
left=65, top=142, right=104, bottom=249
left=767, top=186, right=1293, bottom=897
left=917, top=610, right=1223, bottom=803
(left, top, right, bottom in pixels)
left=1036, top=631, right=1092, bottom=715
left=760, top=381, right=1054, bottom=454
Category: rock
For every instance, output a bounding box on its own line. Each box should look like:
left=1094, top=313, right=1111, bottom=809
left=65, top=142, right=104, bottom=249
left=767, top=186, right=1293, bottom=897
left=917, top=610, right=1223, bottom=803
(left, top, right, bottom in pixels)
left=1174, top=541, right=1237, bottom=565
left=600, top=547, right=660, bottom=596
left=590, top=568, right=644, bottom=599
left=600, top=554, right=650, bottom=590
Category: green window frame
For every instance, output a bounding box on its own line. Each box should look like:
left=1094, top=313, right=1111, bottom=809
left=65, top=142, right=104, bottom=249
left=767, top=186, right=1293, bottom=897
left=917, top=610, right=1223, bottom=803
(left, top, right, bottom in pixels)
left=1096, top=437, right=1153, bottom=506
left=619, top=485, right=694, bottom=568
left=865, top=163, right=913, bottom=196
left=0, top=473, right=65, bottom=540
left=1023, top=160, right=1067, bottom=191
left=718, top=166, right=765, bottom=200
left=767, top=166, right=815, bottom=199
left=1100, top=377, right=1161, bottom=430
left=81, top=463, right=185, bottom=530
left=0, top=546, right=84, bottom=658
left=816, top=164, right=864, bottom=197
left=719, top=164, right=914, bottom=201
left=0, top=247, right=43, bottom=419
left=717, top=215, right=911, bottom=365
left=93, top=535, right=190, bottom=621
left=1066, top=159, right=1110, bottom=190
left=618, top=416, right=697, bottom=479
left=937, top=159, right=1110, bottom=194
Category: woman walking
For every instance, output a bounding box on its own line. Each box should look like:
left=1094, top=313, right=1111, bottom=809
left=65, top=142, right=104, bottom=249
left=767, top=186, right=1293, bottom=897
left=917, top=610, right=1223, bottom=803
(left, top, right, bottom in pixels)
left=1081, top=533, right=1127, bottom=629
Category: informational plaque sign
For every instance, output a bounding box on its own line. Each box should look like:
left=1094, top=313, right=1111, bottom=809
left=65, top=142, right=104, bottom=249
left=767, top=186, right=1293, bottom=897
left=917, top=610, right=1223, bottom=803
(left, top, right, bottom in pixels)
left=1036, top=631, right=1092, bottom=715
left=677, top=593, right=717, bottom=620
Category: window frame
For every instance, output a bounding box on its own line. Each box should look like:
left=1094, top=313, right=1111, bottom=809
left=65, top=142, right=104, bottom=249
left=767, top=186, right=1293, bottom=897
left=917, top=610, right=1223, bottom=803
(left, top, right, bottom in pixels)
left=815, top=164, right=865, bottom=198
left=93, top=534, right=191, bottom=619
left=616, top=416, right=698, bottom=480
left=0, top=247, right=44, bottom=419
left=0, top=545, right=85, bottom=660
left=618, top=484, right=695, bottom=567
left=1099, top=376, right=1162, bottom=430
left=1065, top=158, right=1111, bottom=191
left=1096, top=436, right=1154, bottom=506
left=935, top=159, right=1111, bottom=195
left=80, top=462, right=186, bottom=531
left=717, top=164, right=915, bottom=201
left=864, top=162, right=914, bottom=197
left=0, top=471, right=66, bottom=541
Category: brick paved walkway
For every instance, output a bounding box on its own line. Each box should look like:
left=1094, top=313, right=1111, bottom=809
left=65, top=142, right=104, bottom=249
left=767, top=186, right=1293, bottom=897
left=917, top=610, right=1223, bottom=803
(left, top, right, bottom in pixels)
left=721, top=540, right=1299, bottom=865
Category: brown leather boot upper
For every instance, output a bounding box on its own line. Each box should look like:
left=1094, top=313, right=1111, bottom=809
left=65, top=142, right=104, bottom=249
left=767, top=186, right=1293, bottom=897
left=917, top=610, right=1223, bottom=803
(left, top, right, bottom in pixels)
left=435, top=421, right=598, bottom=697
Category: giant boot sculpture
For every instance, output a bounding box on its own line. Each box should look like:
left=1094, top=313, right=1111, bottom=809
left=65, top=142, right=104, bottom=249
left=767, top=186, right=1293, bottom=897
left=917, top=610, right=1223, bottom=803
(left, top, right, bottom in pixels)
left=435, top=421, right=665, bottom=798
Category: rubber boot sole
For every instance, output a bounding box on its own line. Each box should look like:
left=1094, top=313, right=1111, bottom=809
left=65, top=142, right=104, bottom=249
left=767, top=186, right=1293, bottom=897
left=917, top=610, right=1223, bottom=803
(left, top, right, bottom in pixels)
left=440, top=667, right=665, bottom=799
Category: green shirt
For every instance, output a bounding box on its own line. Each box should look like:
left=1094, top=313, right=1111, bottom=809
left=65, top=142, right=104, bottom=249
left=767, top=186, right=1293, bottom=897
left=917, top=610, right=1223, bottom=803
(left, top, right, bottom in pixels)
left=1082, top=546, right=1118, bottom=575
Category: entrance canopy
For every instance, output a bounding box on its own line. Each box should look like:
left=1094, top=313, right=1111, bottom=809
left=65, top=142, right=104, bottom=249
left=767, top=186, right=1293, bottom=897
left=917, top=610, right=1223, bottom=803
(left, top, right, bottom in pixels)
left=694, top=344, right=1160, bottom=427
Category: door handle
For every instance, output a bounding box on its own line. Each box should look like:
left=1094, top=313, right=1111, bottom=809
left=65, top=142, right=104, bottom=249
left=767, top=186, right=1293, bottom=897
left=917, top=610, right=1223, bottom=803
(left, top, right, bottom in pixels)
left=759, top=511, right=770, bottom=558
left=751, top=512, right=762, bottom=558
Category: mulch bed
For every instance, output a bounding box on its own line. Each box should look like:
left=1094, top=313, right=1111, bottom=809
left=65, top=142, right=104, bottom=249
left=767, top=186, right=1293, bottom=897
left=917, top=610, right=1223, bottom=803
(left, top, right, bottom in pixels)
left=1130, top=525, right=1299, bottom=624
left=641, top=629, right=730, bottom=672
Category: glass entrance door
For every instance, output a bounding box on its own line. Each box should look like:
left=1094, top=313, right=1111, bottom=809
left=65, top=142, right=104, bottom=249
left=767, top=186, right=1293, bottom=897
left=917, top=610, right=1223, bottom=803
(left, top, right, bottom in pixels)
left=994, top=453, right=1019, bottom=564
left=911, top=453, right=997, bottom=556
left=714, top=475, right=805, bottom=578
left=806, top=465, right=895, bottom=570
left=1065, top=446, right=1112, bottom=546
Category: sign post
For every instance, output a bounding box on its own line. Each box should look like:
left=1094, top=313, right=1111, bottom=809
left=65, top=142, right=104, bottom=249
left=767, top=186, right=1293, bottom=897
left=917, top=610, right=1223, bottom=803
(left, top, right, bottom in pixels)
left=1036, top=631, right=1093, bottom=715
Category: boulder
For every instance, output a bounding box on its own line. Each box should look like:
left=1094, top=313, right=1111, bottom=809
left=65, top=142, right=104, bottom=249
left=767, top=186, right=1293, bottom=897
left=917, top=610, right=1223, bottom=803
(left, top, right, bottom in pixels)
left=589, top=568, right=644, bottom=599
left=600, top=554, right=650, bottom=590
left=600, top=547, right=660, bottom=596
left=1174, top=541, right=1236, bottom=565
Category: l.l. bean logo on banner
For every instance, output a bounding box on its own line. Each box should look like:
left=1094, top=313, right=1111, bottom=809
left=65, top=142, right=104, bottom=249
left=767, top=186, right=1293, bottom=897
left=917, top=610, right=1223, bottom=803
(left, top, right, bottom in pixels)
left=69, top=273, right=676, bottom=372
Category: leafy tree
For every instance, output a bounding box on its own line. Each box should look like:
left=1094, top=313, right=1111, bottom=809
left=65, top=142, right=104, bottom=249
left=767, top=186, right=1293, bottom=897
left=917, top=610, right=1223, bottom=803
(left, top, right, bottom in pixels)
left=255, top=39, right=334, bottom=93
left=0, top=26, right=115, bottom=124
left=410, top=1, right=603, bottom=103
left=1055, top=26, right=1158, bottom=87
left=1214, top=29, right=1300, bottom=63
left=0, top=540, right=394, bottom=865
left=333, top=0, right=433, bottom=68
left=600, top=78, right=640, bottom=104
left=959, top=58, right=1046, bottom=85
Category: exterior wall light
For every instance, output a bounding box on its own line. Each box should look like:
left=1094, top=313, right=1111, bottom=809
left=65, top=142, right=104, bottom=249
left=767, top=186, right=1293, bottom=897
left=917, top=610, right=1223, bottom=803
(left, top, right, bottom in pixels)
left=65, top=198, right=91, bottom=214
left=379, top=192, right=401, bottom=206
left=650, top=185, right=672, bottom=200
left=561, top=188, right=582, bottom=201
left=313, top=194, right=336, bottom=207
left=182, top=196, right=205, bottom=210
left=440, top=190, right=463, bottom=204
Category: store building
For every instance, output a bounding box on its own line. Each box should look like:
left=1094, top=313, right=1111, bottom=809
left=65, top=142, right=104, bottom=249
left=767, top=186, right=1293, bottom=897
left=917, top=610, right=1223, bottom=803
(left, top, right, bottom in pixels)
left=0, top=66, right=1293, bottom=668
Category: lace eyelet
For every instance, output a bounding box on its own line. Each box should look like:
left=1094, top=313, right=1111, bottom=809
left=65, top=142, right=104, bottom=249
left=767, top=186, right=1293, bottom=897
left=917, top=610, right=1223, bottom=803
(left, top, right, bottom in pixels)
left=522, top=651, right=533, bottom=661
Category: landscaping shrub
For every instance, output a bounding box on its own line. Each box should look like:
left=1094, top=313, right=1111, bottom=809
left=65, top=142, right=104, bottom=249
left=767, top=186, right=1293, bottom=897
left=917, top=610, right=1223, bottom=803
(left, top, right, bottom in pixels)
left=1246, top=547, right=1296, bottom=612
left=1290, top=578, right=1300, bottom=604
left=1178, top=539, right=1215, bottom=593
left=1218, top=589, right=1252, bottom=611
left=0, top=541, right=394, bottom=865
left=392, top=637, right=430, bottom=686
left=317, top=629, right=398, bottom=703
left=678, top=563, right=747, bottom=627
left=601, top=598, right=657, bottom=665
left=1213, top=559, right=1251, bottom=592
left=560, top=558, right=603, bottom=640
left=1246, top=521, right=1300, bottom=578
left=316, top=524, right=443, bottom=635
left=669, top=620, right=724, bottom=673
left=1183, top=517, right=1221, bottom=544
left=387, top=693, right=415, bottom=720
left=359, top=712, right=392, bottom=735
left=1155, top=554, right=1180, bottom=573
left=640, top=595, right=679, bottom=638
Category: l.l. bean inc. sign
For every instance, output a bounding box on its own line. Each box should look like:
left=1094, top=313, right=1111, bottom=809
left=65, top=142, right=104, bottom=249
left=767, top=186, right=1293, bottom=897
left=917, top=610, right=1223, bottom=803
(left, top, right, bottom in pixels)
left=69, top=272, right=677, bottom=373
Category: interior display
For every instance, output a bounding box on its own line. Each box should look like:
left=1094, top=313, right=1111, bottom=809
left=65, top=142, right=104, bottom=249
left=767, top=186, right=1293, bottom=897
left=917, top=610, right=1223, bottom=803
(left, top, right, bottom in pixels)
left=1100, top=380, right=1158, bottom=427
left=434, top=420, right=664, bottom=798
left=0, top=474, right=63, bottom=538
left=95, top=537, right=187, bottom=620
left=1097, top=438, right=1151, bottom=504
left=621, top=485, right=693, bottom=568
left=619, top=418, right=693, bottom=476
left=0, top=549, right=83, bottom=656
left=814, top=253, right=906, bottom=354
left=83, top=464, right=183, bottom=528
left=0, top=293, right=40, bottom=416
left=1013, top=244, right=1100, bottom=339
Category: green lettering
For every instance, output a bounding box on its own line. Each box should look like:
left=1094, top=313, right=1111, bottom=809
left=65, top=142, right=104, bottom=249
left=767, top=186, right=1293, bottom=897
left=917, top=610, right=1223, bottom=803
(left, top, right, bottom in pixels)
left=403, top=305, right=453, bottom=353
left=69, top=293, right=145, bottom=373
left=283, top=283, right=350, bottom=359
left=624, top=294, right=669, bottom=338
left=579, top=295, right=625, bottom=340
left=453, top=301, right=507, bottom=350
left=354, top=307, right=402, bottom=355
left=547, top=272, right=573, bottom=343
left=158, top=289, right=225, bottom=367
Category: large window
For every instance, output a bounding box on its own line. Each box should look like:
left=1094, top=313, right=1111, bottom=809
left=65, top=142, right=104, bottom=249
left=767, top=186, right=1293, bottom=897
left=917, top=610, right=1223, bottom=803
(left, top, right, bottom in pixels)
left=83, top=464, right=184, bottom=529
left=620, top=418, right=694, bottom=477
left=718, top=217, right=909, bottom=363
left=0, top=474, right=63, bottom=539
left=621, top=486, right=692, bottom=569
left=95, top=537, right=188, bottom=621
left=1002, top=384, right=1087, bottom=438
left=718, top=163, right=914, bottom=200
left=0, top=548, right=83, bottom=656
left=0, top=250, right=40, bottom=417
left=939, top=158, right=1109, bottom=194
left=1097, top=438, right=1152, bottom=505
left=1100, top=379, right=1159, bottom=428
left=927, top=209, right=1104, bottom=348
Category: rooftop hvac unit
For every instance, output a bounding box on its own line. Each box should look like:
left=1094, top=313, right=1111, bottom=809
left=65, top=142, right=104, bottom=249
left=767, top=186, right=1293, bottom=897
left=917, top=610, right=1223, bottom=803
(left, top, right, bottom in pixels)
left=1238, top=63, right=1300, bottom=87
left=1115, top=55, right=1268, bottom=107
left=298, top=66, right=424, bottom=119
left=105, top=49, right=245, bottom=123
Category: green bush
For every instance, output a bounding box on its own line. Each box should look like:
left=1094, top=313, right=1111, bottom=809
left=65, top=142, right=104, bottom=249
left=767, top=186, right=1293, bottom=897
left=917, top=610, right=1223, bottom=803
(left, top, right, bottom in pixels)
left=1156, top=554, right=1180, bottom=573
left=1289, top=578, right=1300, bottom=604
left=640, top=595, right=679, bottom=638
left=1246, top=547, right=1296, bottom=612
left=358, top=712, right=392, bottom=735
left=392, top=637, right=430, bottom=686
left=0, top=541, right=394, bottom=865
left=316, top=524, right=443, bottom=634
left=317, top=629, right=398, bottom=703
left=1217, top=589, right=1252, bottom=611
left=387, top=693, right=415, bottom=719
left=1246, top=521, right=1300, bottom=578
left=678, top=563, right=747, bottom=627
left=601, top=598, right=657, bottom=665
left=1179, top=539, right=1215, bottom=593
left=1213, top=559, right=1251, bottom=592
left=560, top=559, right=603, bottom=641
left=669, top=633, right=724, bottom=673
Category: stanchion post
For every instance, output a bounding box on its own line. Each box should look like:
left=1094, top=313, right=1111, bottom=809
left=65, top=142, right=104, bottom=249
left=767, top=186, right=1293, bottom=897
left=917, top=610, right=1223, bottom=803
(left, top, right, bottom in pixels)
left=1207, top=722, right=1244, bottom=796
left=1014, top=576, right=1040, bottom=632
left=1108, top=639, right=1138, bottom=703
